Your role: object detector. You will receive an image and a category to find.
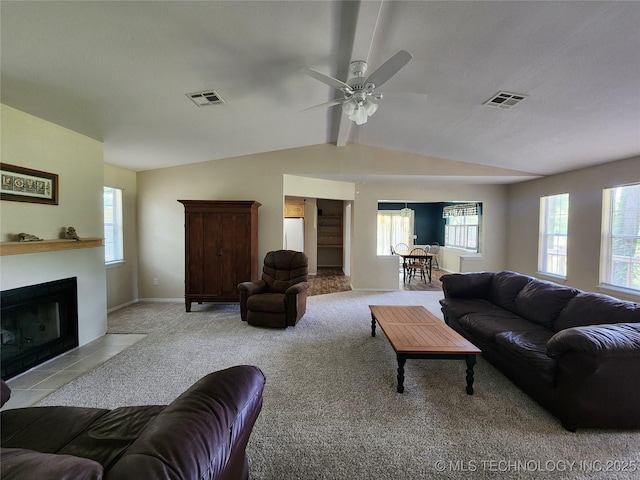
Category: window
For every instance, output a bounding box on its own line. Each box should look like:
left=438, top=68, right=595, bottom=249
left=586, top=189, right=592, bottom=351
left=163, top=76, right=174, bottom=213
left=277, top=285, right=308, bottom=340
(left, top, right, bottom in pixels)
left=443, top=203, right=480, bottom=251
left=377, top=210, right=413, bottom=255
left=539, top=193, right=569, bottom=277
left=104, top=186, right=123, bottom=264
left=601, top=183, right=640, bottom=292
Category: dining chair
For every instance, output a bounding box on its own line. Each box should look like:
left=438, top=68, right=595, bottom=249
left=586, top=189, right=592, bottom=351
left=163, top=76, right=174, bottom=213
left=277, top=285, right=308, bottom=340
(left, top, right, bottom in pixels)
left=394, top=243, right=409, bottom=252
left=407, top=247, right=428, bottom=283
left=394, top=243, right=409, bottom=273
left=429, top=242, right=440, bottom=270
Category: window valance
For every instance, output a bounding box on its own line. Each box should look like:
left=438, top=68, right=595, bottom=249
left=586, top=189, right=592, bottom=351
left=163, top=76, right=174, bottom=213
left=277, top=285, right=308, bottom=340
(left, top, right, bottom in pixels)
left=442, top=203, right=479, bottom=218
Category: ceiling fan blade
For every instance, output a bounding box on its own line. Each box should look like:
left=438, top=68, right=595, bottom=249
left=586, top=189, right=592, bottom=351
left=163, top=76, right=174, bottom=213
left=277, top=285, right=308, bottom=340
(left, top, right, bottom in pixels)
left=301, top=67, right=352, bottom=92
left=301, top=98, right=345, bottom=112
left=365, top=50, right=413, bottom=89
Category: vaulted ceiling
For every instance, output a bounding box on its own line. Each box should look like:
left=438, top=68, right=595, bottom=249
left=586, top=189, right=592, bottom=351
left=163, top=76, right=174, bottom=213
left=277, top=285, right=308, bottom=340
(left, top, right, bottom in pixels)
left=2, top=1, right=639, bottom=180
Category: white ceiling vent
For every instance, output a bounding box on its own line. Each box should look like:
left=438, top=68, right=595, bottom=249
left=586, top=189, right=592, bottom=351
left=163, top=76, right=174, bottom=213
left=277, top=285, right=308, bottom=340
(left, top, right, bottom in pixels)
left=187, top=90, right=225, bottom=107
left=484, top=91, right=527, bottom=109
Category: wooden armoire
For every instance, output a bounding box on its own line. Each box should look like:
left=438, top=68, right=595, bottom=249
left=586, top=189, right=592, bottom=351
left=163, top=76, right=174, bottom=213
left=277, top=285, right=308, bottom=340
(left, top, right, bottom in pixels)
left=178, top=200, right=260, bottom=311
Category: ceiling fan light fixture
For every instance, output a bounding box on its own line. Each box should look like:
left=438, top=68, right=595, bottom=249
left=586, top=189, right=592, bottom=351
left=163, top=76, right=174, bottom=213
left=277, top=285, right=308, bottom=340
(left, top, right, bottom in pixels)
left=342, top=101, right=356, bottom=115
left=344, top=98, right=377, bottom=125
left=363, top=99, right=378, bottom=116
left=349, top=105, right=369, bottom=125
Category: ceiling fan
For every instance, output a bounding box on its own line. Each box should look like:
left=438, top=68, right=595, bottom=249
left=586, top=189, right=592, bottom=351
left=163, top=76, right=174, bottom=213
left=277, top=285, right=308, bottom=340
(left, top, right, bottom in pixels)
left=301, top=50, right=419, bottom=125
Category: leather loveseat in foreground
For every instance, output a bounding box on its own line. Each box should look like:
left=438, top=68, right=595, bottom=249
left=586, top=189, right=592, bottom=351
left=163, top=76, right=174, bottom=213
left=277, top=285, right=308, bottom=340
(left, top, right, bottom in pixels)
left=1, top=365, right=265, bottom=480
left=439, top=270, right=640, bottom=431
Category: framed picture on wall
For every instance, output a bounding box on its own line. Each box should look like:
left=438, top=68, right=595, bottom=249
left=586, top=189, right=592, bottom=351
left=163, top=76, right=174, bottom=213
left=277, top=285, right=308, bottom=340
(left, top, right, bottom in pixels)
left=0, top=163, right=59, bottom=205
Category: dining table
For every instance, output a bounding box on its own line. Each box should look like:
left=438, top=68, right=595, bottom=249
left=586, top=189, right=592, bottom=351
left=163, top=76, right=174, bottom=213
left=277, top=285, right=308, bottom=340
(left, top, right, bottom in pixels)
left=394, top=248, right=435, bottom=283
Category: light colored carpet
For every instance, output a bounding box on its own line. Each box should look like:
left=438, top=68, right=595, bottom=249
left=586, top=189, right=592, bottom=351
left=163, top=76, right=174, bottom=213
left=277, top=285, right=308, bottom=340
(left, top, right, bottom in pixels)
left=37, top=291, right=640, bottom=479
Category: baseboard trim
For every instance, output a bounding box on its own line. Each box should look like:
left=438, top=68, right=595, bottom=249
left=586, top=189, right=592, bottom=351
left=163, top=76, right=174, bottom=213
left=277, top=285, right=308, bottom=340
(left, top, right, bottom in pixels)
left=137, top=298, right=184, bottom=303
left=107, top=299, right=138, bottom=313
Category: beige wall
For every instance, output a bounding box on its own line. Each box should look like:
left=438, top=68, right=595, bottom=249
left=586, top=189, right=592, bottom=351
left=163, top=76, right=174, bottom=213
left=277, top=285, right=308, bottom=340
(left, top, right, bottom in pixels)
left=137, top=155, right=285, bottom=300
left=506, top=156, right=640, bottom=301
left=0, top=105, right=107, bottom=344
left=104, top=163, right=138, bottom=311
left=137, top=145, right=511, bottom=298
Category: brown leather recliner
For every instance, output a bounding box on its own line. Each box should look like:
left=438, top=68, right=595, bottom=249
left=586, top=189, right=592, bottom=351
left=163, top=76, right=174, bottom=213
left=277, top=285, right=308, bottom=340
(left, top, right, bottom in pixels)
left=238, top=250, right=309, bottom=328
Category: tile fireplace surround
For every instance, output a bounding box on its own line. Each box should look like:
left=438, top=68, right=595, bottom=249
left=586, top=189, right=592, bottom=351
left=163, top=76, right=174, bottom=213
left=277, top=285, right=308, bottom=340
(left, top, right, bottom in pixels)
left=1, top=277, right=79, bottom=379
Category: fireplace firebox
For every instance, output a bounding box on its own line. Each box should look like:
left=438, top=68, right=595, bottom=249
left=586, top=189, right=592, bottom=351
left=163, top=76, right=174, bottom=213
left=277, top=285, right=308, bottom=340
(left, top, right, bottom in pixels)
left=1, top=277, right=79, bottom=379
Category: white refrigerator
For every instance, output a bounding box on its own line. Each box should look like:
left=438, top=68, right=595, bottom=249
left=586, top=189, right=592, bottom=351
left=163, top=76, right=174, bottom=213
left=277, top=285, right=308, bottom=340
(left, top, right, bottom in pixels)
left=284, top=217, right=305, bottom=252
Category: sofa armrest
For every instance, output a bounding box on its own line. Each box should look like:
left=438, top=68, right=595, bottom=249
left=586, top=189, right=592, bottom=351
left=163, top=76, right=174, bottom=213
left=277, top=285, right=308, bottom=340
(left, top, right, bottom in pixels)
left=440, top=272, right=494, bottom=299
left=238, top=281, right=266, bottom=321
left=237, top=280, right=266, bottom=297
left=285, top=282, right=309, bottom=296
left=104, top=365, right=265, bottom=480
left=547, top=323, right=640, bottom=430
left=546, top=323, right=640, bottom=359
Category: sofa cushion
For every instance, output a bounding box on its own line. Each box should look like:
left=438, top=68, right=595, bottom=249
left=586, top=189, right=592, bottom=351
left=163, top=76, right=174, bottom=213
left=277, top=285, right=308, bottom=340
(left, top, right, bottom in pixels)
left=554, top=292, right=640, bottom=332
left=487, top=271, right=534, bottom=312
left=247, top=292, right=286, bottom=313
left=493, top=330, right=556, bottom=383
left=59, top=406, right=165, bottom=470
left=514, top=280, right=579, bottom=329
left=1, top=407, right=109, bottom=453
left=439, top=298, right=506, bottom=319
left=1, top=448, right=103, bottom=480
left=459, top=312, right=547, bottom=344
left=441, top=272, right=495, bottom=299
left=262, top=250, right=308, bottom=293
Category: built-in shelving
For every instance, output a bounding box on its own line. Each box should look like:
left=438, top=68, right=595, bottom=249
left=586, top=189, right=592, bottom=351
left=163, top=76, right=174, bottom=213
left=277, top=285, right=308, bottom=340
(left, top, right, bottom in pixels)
left=0, top=238, right=104, bottom=256
left=317, top=215, right=343, bottom=248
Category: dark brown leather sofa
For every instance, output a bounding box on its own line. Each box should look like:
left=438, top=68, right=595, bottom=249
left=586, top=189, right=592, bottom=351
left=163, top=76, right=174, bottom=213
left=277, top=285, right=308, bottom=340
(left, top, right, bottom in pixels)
left=1, top=365, right=265, bottom=479
left=439, top=271, right=640, bottom=431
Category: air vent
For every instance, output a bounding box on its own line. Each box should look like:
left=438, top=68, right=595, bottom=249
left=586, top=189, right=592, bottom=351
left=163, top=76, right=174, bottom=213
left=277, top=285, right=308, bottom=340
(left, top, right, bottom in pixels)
left=186, top=90, right=225, bottom=107
left=484, top=91, right=527, bottom=109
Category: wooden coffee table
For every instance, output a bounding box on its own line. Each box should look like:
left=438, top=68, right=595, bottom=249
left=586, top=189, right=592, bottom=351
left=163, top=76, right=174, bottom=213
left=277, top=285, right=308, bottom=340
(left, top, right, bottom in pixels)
left=369, top=305, right=481, bottom=394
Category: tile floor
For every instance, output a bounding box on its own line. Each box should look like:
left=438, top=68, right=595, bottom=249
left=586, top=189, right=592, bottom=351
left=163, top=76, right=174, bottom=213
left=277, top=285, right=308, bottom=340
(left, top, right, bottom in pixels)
left=1, top=333, right=145, bottom=411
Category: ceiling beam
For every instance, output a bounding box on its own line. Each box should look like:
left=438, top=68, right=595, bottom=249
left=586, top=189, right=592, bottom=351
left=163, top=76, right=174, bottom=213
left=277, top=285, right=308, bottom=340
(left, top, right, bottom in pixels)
left=335, top=0, right=384, bottom=147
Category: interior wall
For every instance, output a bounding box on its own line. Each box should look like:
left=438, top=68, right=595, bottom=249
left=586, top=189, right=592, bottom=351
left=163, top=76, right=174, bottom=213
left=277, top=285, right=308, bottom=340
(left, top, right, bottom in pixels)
left=0, top=104, right=107, bottom=345
left=138, top=156, right=283, bottom=300
left=353, top=182, right=509, bottom=289
left=136, top=145, right=516, bottom=298
left=378, top=202, right=447, bottom=246
left=104, top=163, right=138, bottom=311
left=506, top=155, right=640, bottom=300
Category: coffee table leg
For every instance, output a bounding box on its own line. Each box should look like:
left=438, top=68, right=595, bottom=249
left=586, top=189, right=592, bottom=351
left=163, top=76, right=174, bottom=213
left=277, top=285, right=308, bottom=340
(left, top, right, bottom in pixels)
left=465, top=354, right=476, bottom=395
left=371, top=314, right=377, bottom=337
left=397, top=354, right=406, bottom=393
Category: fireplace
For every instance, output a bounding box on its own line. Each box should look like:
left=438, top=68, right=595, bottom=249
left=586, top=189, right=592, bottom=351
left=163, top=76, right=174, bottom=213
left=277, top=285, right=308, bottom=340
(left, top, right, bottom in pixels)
left=1, top=277, right=79, bottom=379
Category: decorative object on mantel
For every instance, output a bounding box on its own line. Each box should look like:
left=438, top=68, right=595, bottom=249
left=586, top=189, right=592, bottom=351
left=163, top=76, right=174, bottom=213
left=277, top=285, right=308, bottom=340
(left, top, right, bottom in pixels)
left=0, top=163, right=59, bottom=205
left=17, top=232, right=43, bottom=242
left=65, top=227, right=81, bottom=241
